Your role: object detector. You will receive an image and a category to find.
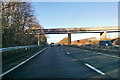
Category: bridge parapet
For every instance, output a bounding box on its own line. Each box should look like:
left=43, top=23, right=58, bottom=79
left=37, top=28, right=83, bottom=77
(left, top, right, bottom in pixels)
left=29, top=26, right=119, bottom=34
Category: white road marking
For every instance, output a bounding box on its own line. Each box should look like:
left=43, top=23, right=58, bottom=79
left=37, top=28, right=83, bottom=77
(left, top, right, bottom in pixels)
left=66, top=52, right=70, bottom=54
left=93, top=52, right=120, bottom=59
left=111, top=56, right=119, bottom=58
left=107, top=54, right=119, bottom=58
left=0, top=47, right=47, bottom=77
left=99, top=53, right=120, bottom=59
left=85, top=63, right=105, bottom=75
left=84, top=50, right=89, bottom=52
left=97, top=52, right=102, bottom=54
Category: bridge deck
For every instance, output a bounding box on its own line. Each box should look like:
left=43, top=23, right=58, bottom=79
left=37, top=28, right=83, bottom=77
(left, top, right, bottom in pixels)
left=29, top=26, right=120, bottom=34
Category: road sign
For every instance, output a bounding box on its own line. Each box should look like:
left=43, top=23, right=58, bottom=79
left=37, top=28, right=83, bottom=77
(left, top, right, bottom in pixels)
left=77, top=40, right=79, bottom=42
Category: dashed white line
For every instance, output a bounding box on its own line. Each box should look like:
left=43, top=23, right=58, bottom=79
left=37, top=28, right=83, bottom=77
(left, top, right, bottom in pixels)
left=97, top=52, right=102, bottom=54
left=112, top=56, right=118, bottom=58
left=84, top=50, right=89, bottom=52
left=85, top=63, right=105, bottom=75
left=0, top=47, right=47, bottom=77
left=93, top=52, right=120, bottom=59
left=66, top=52, right=70, bottom=54
left=100, top=53, right=119, bottom=59
left=109, top=55, right=119, bottom=58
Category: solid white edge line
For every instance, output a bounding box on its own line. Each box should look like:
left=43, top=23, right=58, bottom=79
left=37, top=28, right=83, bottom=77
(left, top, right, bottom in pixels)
left=85, top=63, right=105, bottom=75
left=0, top=47, right=47, bottom=77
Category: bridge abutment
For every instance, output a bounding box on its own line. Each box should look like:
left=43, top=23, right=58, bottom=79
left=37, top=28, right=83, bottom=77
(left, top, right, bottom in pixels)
left=100, top=31, right=107, bottom=40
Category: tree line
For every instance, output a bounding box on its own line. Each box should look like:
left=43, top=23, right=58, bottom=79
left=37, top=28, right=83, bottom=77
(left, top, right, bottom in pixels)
left=2, top=2, right=47, bottom=48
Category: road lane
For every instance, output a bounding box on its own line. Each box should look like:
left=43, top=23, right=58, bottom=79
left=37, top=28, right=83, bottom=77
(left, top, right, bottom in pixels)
left=59, top=46, right=119, bottom=78
left=3, top=46, right=107, bottom=78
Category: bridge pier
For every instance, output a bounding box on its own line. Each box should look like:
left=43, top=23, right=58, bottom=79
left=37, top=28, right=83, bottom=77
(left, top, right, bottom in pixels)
left=38, top=33, right=40, bottom=45
left=100, top=31, right=107, bottom=40
left=68, top=32, right=71, bottom=45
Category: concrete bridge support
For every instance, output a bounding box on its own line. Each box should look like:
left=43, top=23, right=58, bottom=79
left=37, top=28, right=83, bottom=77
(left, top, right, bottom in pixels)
left=68, top=33, right=71, bottom=45
left=38, top=33, right=40, bottom=45
left=100, top=31, right=107, bottom=40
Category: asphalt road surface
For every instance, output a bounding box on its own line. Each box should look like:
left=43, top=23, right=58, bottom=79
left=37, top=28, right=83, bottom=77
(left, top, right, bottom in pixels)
left=3, top=46, right=119, bottom=79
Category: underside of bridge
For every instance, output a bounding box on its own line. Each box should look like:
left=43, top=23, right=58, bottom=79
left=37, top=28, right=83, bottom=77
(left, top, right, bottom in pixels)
left=37, top=31, right=108, bottom=45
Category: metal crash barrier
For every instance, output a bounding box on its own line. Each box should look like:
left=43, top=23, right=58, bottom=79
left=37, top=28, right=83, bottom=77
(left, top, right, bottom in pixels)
left=0, top=45, right=41, bottom=53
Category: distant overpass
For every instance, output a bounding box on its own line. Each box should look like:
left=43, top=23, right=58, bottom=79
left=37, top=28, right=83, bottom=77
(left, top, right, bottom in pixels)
left=28, top=26, right=120, bottom=45
left=30, top=26, right=120, bottom=34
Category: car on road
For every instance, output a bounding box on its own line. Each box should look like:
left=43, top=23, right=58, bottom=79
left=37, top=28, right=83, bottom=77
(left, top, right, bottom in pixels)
left=50, top=43, right=54, bottom=47
left=57, top=44, right=61, bottom=46
left=99, top=41, right=112, bottom=46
